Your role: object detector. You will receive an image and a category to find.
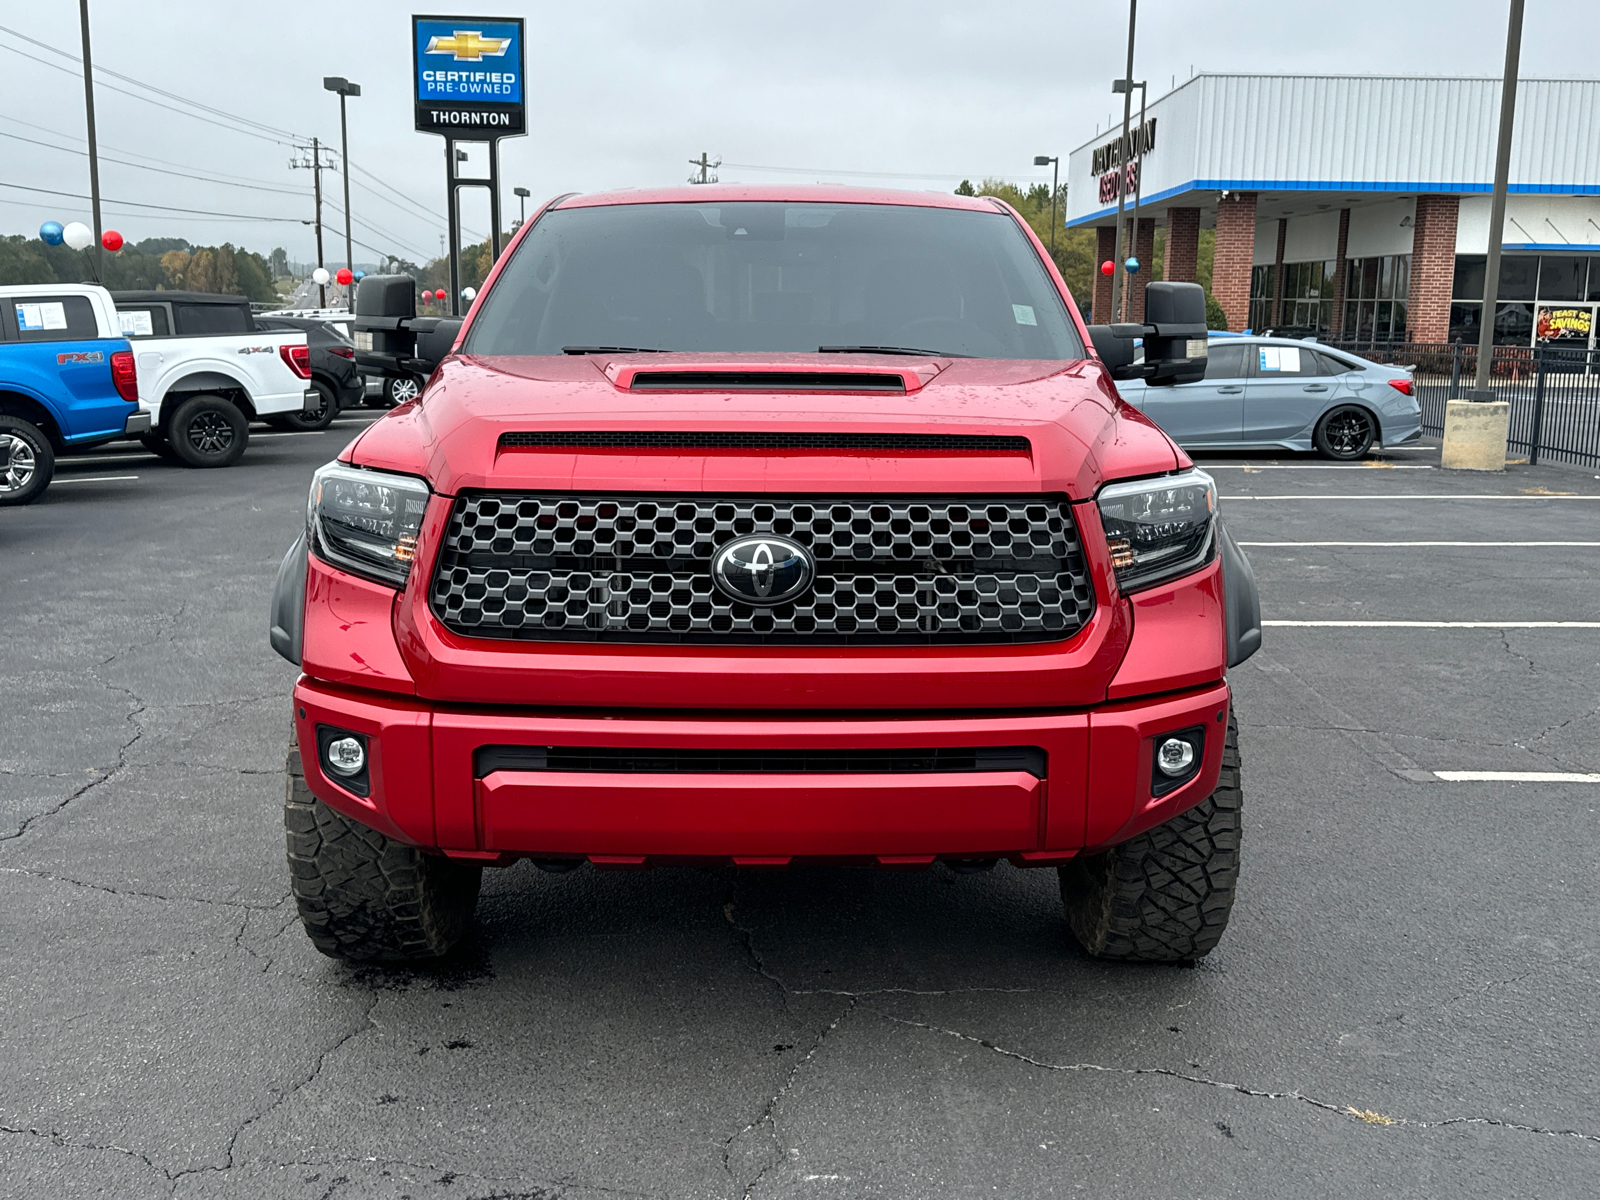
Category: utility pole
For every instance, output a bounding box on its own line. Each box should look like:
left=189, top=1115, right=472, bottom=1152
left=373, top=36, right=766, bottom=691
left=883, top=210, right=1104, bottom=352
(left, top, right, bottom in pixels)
left=688, top=152, right=720, bottom=185
left=1441, top=0, right=1524, bottom=471
left=78, top=0, right=103, bottom=278
left=1033, top=155, right=1060, bottom=257
left=1110, top=0, right=1137, bottom=323
left=1120, top=78, right=1147, bottom=320
left=324, top=78, right=360, bottom=283
left=291, top=139, right=330, bottom=307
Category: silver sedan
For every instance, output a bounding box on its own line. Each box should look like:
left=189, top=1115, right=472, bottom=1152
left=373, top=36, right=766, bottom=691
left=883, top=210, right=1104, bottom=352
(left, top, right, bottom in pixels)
left=1115, top=336, right=1423, bottom=460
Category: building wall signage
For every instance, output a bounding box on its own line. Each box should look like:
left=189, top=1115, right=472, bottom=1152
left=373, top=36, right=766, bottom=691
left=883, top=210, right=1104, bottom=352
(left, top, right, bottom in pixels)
left=412, top=15, right=527, bottom=135
left=1090, top=119, right=1156, bottom=177
left=1098, top=163, right=1139, bottom=205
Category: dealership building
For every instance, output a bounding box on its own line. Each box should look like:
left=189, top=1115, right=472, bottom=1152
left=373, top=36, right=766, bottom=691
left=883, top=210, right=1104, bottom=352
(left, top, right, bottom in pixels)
left=1065, top=74, right=1600, bottom=348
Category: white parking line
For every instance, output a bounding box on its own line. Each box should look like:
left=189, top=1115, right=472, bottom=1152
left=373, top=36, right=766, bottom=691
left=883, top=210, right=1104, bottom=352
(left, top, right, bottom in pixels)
left=1432, top=770, right=1600, bottom=783
left=1204, top=464, right=1435, bottom=470
left=1226, top=494, right=1600, bottom=501
left=1241, top=541, right=1600, bottom=547
left=1263, top=620, right=1600, bottom=628
left=51, top=475, right=140, bottom=484
left=59, top=455, right=158, bottom=466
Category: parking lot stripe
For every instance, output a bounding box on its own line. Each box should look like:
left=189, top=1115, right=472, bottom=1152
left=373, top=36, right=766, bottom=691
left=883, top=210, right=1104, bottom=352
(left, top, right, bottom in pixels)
left=1241, top=541, right=1600, bottom=547
left=51, top=475, right=140, bottom=484
left=1432, top=770, right=1600, bottom=783
left=1204, top=464, right=1436, bottom=470
left=1226, top=494, right=1600, bottom=501
left=1263, top=620, right=1600, bottom=628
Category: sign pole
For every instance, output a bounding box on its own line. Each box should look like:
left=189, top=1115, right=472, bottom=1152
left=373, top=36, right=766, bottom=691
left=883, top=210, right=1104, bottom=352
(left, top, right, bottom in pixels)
left=489, top=139, right=503, bottom=262
left=446, top=138, right=461, bottom=316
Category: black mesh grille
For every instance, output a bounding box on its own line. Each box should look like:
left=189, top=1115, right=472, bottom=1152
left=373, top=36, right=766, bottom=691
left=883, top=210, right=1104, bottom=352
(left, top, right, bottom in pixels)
left=498, top=431, right=1030, bottom=453
left=475, top=745, right=1047, bottom=778
left=628, top=371, right=905, bottom=392
left=429, top=493, right=1096, bottom=646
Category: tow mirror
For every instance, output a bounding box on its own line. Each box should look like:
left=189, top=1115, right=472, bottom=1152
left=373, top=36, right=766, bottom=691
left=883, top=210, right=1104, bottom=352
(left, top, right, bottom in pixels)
left=352, top=274, right=462, bottom=382
left=1090, top=282, right=1209, bottom=387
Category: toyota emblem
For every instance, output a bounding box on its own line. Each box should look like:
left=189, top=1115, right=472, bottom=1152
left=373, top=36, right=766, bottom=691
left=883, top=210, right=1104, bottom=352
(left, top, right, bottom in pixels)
left=711, top=535, right=815, bottom=606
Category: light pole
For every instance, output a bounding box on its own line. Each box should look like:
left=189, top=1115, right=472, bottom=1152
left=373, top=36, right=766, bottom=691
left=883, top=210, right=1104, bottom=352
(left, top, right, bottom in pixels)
left=1114, top=77, right=1147, bottom=319
left=1441, top=0, right=1524, bottom=472
left=78, top=0, right=103, bottom=278
left=1110, top=0, right=1138, bottom=323
left=1032, top=156, right=1059, bottom=256
left=514, top=186, right=530, bottom=227
left=323, top=77, right=360, bottom=288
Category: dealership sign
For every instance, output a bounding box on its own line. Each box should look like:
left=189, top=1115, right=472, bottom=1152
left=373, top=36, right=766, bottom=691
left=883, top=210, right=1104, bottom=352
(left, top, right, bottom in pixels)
left=412, top=15, right=526, bottom=134
left=1098, top=162, right=1139, bottom=205
left=1090, top=118, right=1156, bottom=177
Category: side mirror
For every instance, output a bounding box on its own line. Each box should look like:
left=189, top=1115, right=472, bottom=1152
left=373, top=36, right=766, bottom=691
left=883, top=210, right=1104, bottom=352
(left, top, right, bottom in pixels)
left=352, top=276, right=460, bottom=383
left=1087, top=324, right=1145, bottom=381
left=355, top=274, right=415, bottom=318
left=1142, top=282, right=1208, bottom=386
left=411, top=317, right=464, bottom=374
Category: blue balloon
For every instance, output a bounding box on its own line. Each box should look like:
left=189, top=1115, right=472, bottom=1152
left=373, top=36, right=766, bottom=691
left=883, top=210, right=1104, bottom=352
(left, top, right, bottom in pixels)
left=353, top=270, right=365, bottom=280
left=1124, top=256, right=1141, bottom=274
left=39, top=221, right=64, bottom=246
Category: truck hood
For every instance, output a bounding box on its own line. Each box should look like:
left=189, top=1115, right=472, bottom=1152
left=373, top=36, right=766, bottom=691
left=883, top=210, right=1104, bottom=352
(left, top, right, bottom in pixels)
left=347, top=352, right=1180, bottom=500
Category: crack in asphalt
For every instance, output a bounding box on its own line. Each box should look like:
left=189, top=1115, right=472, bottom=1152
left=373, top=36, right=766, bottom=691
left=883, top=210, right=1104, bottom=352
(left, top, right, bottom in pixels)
left=870, top=1009, right=1600, bottom=1145
left=0, top=866, right=288, bottom=912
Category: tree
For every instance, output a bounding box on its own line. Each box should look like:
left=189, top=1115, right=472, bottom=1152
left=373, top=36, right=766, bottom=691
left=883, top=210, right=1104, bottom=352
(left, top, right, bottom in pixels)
left=160, top=250, right=191, bottom=287
left=0, top=235, right=59, bottom=284
left=954, top=179, right=975, bottom=196
left=227, top=244, right=276, bottom=302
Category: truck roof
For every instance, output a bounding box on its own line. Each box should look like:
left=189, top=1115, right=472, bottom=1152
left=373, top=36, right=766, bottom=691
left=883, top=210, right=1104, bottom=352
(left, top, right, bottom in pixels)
left=112, top=290, right=251, bottom=306
left=554, top=183, right=1009, bottom=213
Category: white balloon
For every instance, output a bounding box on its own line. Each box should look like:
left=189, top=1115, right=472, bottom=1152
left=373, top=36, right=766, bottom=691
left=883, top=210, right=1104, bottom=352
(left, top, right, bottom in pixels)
left=63, top=221, right=93, bottom=251
left=312, top=267, right=331, bottom=286
left=462, top=287, right=477, bottom=301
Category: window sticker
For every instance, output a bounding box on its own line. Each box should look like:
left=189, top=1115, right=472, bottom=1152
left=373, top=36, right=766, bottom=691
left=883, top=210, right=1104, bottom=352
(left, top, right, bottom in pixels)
left=1012, top=304, right=1037, bottom=326
left=119, top=309, right=155, bottom=337
left=1257, top=346, right=1301, bottom=373
left=16, top=302, right=68, bottom=332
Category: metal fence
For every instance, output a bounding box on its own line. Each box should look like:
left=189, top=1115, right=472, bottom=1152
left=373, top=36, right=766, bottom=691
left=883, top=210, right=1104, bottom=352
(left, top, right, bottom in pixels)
left=1321, top=340, right=1600, bottom=469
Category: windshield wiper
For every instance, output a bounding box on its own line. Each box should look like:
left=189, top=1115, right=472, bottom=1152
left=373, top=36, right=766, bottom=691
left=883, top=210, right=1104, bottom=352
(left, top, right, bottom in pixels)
left=818, top=345, right=972, bottom=358
left=562, top=345, right=667, bottom=355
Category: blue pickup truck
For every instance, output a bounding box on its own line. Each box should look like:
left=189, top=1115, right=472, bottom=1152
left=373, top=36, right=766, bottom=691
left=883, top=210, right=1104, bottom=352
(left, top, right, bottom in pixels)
left=0, top=283, right=149, bottom=505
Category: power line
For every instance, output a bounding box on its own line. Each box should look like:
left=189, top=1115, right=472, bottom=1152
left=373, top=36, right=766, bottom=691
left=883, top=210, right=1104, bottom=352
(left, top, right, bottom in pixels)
left=0, top=181, right=307, bottom=223
left=0, top=22, right=305, bottom=142
left=721, top=161, right=1051, bottom=183
left=0, top=128, right=309, bottom=196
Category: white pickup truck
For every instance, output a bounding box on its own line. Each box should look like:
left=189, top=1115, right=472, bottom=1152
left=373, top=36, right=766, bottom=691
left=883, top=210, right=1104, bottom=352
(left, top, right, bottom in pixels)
left=112, top=290, right=313, bottom=467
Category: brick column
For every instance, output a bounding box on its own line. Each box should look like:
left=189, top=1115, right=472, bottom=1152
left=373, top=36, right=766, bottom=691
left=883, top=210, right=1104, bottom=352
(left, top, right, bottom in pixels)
left=1213, top=192, right=1257, bottom=333
left=1127, top=217, right=1156, bottom=323
left=1270, top=219, right=1288, bottom=327
left=1093, top=225, right=1116, bottom=322
left=1329, top=208, right=1351, bottom=335
left=1163, top=207, right=1200, bottom=282
left=1407, top=194, right=1458, bottom=343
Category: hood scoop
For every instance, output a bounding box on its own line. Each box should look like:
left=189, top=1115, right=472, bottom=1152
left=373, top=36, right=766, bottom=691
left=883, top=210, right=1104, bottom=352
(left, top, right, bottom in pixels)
left=627, top=369, right=907, bottom=393
left=498, top=431, right=1031, bottom=454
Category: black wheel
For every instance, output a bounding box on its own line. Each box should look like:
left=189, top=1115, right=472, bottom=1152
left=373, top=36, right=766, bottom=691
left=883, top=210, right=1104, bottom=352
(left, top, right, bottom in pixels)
left=285, top=743, right=481, bottom=962
left=1314, top=405, right=1376, bottom=461
left=279, top=381, right=337, bottom=432
left=0, top=416, right=54, bottom=506
left=168, top=394, right=248, bottom=468
left=386, top=375, right=421, bottom=407
left=138, top=432, right=179, bottom=461
left=1060, top=716, right=1241, bottom=962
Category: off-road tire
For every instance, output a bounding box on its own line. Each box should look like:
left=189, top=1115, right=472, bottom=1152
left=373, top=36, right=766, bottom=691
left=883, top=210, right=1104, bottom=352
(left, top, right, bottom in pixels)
left=1313, top=404, right=1376, bottom=461
left=138, top=432, right=179, bottom=461
left=0, top=416, right=54, bottom=506
left=168, top=394, right=248, bottom=468
left=1059, top=715, right=1241, bottom=962
left=285, top=743, right=482, bottom=961
left=277, top=381, right=337, bottom=432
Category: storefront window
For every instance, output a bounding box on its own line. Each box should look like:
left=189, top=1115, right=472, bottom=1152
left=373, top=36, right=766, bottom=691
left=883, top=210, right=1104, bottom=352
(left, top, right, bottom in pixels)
left=1342, top=254, right=1411, bottom=342
left=1450, top=254, right=1598, bottom=344
left=1537, top=256, right=1588, bottom=301
left=1453, top=256, right=1486, bottom=301
left=1497, top=256, right=1539, bottom=301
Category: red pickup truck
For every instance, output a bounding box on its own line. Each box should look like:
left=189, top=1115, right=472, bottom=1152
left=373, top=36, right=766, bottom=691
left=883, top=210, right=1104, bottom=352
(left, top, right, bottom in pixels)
left=270, top=186, right=1260, bottom=965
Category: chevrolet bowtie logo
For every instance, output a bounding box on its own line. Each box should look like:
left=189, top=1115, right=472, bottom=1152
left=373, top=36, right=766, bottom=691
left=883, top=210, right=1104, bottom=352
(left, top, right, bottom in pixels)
left=424, top=30, right=511, bottom=60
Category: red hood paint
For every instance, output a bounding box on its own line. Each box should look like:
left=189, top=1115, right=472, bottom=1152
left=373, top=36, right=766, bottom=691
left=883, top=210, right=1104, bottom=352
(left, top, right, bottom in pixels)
left=347, top=352, right=1179, bottom=499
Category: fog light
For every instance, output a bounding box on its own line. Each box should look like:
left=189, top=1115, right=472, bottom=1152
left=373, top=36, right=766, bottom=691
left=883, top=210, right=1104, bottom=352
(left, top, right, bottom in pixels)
left=325, top=736, right=365, bottom=777
left=1156, top=737, right=1196, bottom=777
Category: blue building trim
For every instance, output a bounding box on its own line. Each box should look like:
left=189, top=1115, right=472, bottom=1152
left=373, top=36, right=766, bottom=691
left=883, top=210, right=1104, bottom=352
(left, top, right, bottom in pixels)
left=1067, top=179, right=1600, bottom=228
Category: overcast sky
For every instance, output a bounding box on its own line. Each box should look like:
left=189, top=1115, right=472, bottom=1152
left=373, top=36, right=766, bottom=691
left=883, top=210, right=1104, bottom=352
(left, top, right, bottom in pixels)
left=1, top=0, right=1589, bottom=266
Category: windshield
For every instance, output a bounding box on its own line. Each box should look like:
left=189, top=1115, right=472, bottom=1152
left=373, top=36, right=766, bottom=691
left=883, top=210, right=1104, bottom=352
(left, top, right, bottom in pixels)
left=463, top=201, right=1085, bottom=360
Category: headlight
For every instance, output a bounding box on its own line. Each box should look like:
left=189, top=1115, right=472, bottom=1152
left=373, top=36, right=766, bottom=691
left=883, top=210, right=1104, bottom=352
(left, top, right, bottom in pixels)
left=306, top=461, right=430, bottom=587
left=1096, top=468, right=1217, bottom=593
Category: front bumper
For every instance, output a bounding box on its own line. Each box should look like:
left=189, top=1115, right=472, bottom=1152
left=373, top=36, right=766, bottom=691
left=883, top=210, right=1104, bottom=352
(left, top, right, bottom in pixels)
left=292, top=675, right=1230, bottom=866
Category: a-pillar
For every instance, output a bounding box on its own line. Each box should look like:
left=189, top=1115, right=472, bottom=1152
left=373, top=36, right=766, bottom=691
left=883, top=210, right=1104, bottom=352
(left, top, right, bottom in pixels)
left=1213, top=192, right=1257, bottom=332
left=1163, top=207, right=1200, bottom=283
left=1093, top=225, right=1116, bottom=322
left=1407, top=195, right=1459, bottom=343
left=1329, top=208, right=1351, bottom=335
left=1125, top=217, right=1156, bottom=323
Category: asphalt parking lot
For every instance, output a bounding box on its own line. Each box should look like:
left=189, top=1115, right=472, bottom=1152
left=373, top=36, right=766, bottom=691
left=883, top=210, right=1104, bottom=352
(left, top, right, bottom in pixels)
left=2, top=421, right=1598, bottom=1199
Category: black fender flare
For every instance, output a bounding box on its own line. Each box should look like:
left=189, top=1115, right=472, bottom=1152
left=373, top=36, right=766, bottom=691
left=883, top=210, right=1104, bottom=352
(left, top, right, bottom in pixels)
left=1218, top=519, right=1261, bottom=667
left=269, top=533, right=307, bottom=665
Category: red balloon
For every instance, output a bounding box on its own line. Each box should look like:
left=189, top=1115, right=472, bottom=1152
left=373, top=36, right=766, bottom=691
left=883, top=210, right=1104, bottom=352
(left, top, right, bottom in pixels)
left=335, top=267, right=354, bottom=286
left=101, top=229, right=124, bottom=252
left=1100, top=260, right=1115, bottom=277
left=420, top=290, right=432, bottom=303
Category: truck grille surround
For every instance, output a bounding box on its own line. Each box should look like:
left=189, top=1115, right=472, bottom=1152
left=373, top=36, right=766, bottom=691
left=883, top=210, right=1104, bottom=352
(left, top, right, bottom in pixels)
left=429, top=494, right=1097, bottom=645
